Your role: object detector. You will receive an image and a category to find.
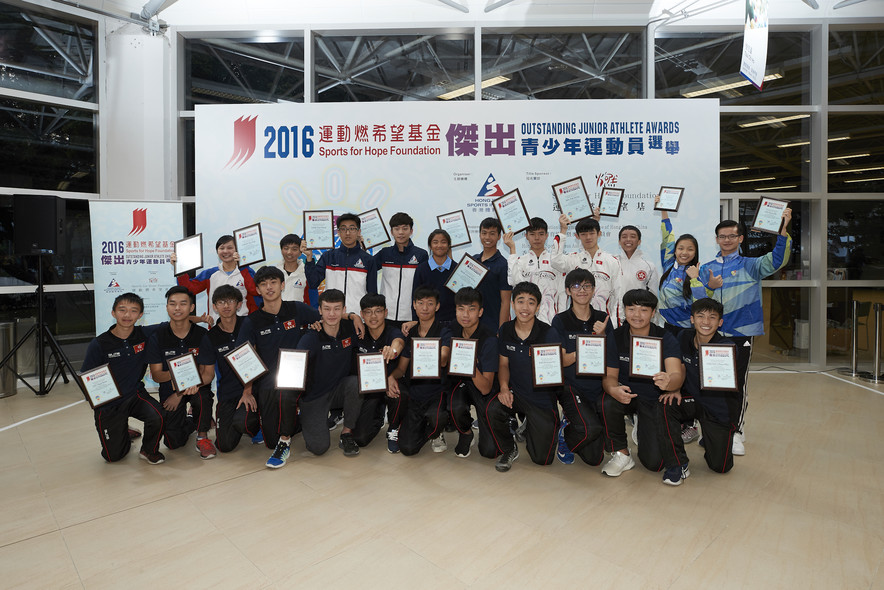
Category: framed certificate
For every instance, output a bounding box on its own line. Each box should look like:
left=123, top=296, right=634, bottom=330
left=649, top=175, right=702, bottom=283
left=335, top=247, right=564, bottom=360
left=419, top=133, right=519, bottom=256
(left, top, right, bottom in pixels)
left=357, top=352, right=387, bottom=394
left=448, top=338, right=478, bottom=377
left=77, top=364, right=122, bottom=409
left=575, top=335, right=607, bottom=377
left=410, top=337, right=441, bottom=380
left=699, top=343, right=739, bottom=392
left=654, top=186, right=684, bottom=212
left=224, top=341, right=269, bottom=385
left=437, top=210, right=471, bottom=249
left=598, top=187, right=624, bottom=217
left=358, top=208, right=391, bottom=250
left=303, top=210, right=335, bottom=250
left=552, top=177, right=594, bottom=223
left=276, top=349, right=308, bottom=390
left=445, top=253, right=489, bottom=293
left=173, top=233, right=203, bottom=277
left=751, top=196, right=789, bottom=235
left=491, top=188, right=530, bottom=234
left=629, top=336, right=662, bottom=379
left=233, top=222, right=266, bottom=266
left=167, top=352, right=204, bottom=392
left=530, top=344, right=563, bottom=387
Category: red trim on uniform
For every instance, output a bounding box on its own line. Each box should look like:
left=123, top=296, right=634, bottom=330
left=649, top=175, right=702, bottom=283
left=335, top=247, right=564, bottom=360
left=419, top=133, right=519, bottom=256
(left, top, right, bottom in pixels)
left=448, top=381, right=469, bottom=434
left=382, top=264, right=418, bottom=270
left=543, top=407, right=558, bottom=465
left=328, top=266, right=369, bottom=274
left=722, top=424, right=735, bottom=473
left=428, top=392, right=446, bottom=439
left=138, top=391, right=165, bottom=453
left=97, top=409, right=113, bottom=461
left=565, top=386, right=588, bottom=451
left=662, top=404, right=683, bottom=467
left=485, top=395, right=504, bottom=454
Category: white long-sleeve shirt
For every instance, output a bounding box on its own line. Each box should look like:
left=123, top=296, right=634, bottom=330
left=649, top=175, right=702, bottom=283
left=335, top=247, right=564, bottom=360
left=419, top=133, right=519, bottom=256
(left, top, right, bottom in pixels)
left=551, top=234, right=623, bottom=321
left=615, top=248, right=659, bottom=295
left=507, top=249, right=566, bottom=325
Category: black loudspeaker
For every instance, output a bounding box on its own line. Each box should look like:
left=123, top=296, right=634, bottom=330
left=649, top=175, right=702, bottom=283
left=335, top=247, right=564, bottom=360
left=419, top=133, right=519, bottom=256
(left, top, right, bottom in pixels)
left=13, top=194, right=66, bottom=255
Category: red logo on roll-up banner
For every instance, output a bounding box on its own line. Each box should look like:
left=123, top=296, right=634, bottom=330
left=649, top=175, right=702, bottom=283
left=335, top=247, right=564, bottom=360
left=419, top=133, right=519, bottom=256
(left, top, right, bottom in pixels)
left=129, top=208, right=147, bottom=236
left=226, top=115, right=258, bottom=169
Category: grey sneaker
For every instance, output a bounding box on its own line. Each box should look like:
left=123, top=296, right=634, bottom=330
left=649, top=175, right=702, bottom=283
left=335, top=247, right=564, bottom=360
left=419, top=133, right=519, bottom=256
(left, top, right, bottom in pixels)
left=495, top=444, right=520, bottom=472
left=431, top=433, right=447, bottom=453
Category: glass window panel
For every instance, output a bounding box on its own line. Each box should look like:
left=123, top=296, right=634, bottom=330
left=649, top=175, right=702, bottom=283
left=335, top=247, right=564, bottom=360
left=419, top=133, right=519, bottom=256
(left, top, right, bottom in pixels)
left=314, top=33, right=474, bottom=102
left=181, top=118, right=194, bottom=197
left=720, top=114, right=810, bottom=192
left=753, top=287, right=810, bottom=364
left=827, top=114, right=884, bottom=193
left=185, top=37, right=306, bottom=109
left=481, top=30, right=643, bottom=100
left=827, top=200, right=884, bottom=280
left=0, top=96, right=96, bottom=192
left=826, top=287, right=884, bottom=368
left=0, top=3, right=96, bottom=102
left=655, top=31, right=810, bottom=105
left=829, top=30, right=884, bottom=105
left=738, top=199, right=809, bottom=279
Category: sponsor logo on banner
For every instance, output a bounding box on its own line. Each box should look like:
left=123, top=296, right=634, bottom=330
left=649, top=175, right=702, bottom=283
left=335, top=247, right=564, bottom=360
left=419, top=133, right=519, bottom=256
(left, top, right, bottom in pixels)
left=595, top=172, right=619, bottom=187
left=479, top=173, right=505, bottom=198
left=108, top=278, right=121, bottom=288
left=129, top=208, right=148, bottom=236
left=225, top=115, right=258, bottom=169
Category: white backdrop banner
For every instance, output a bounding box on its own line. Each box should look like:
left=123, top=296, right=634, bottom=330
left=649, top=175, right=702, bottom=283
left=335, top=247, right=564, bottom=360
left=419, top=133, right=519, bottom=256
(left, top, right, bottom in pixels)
left=195, top=99, right=719, bottom=289
left=89, top=201, right=184, bottom=332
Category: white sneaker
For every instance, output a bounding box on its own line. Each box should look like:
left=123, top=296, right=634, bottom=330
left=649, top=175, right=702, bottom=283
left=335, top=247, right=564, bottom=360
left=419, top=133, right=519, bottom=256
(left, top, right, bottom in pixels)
left=602, top=451, right=635, bottom=477
left=732, top=432, right=745, bottom=456
left=432, top=434, right=447, bottom=453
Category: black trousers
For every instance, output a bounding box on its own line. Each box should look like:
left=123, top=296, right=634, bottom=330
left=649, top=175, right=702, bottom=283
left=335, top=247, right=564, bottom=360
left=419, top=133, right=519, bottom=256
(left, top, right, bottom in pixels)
left=600, top=393, right=665, bottom=472
left=399, top=390, right=448, bottom=456
left=215, top=397, right=261, bottom=453
left=93, top=391, right=164, bottom=462
left=449, top=381, right=499, bottom=459
left=162, top=386, right=214, bottom=450
left=352, top=391, right=386, bottom=447
left=658, top=397, right=736, bottom=474
left=257, top=386, right=300, bottom=449
left=487, top=393, right=559, bottom=466
left=557, top=386, right=605, bottom=466
left=385, top=377, right=407, bottom=432
left=730, top=335, right=754, bottom=433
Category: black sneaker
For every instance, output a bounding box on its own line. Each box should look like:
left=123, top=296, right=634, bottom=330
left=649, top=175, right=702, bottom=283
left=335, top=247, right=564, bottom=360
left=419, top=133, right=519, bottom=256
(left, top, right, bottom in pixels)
left=495, top=444, right=520, bottom=472
left=454, top=432, right=474, bottom=458
left=139, top=450, right=165, bottom=465
left=327, top=409, right=344, bottom=431
left=339, top=432, right=360, bottom=457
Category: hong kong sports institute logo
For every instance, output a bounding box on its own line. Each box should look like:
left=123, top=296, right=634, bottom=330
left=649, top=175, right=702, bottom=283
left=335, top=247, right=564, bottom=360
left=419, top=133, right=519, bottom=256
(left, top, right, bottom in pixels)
left=226, top=115, right=258, bottom=169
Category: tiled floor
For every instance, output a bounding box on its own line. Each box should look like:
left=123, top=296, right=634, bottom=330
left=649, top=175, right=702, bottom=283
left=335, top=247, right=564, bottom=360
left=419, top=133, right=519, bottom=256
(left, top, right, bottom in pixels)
left=1, top=371, right=882, bottom=589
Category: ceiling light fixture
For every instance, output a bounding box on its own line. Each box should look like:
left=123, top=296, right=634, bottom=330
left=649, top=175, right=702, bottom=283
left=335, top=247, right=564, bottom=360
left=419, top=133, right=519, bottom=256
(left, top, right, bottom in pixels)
left=730, top=177, right=777, bottom=183
left=682, top=72, right=783, bottom=98
left=720, top=166, right=750, bottom=172
left=438, top=76, right=510, bottom=100
left=754, top=185, right=797, bottom=190
left=827, top=153, right=871, bottom=160
left=738, top=114, right=810, bottom=129
left=844, top=176, right=884, bottom=183
left=829, top=166, right=884, bottom=174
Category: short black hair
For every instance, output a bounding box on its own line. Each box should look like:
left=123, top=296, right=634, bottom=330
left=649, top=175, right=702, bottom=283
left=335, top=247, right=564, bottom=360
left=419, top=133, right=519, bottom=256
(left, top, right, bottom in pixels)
left=389, top=212, right=414, bottom=229
left=527, top=217, right=548, bottom=233
left=360, top=293, right=387, bottom=310
left=215, top=234, right=235, bottom=250
left=479, top=217, right=503, bottom=234
left=254, top=265, right=284, bottom=285
left=279, top=233, right=302, bottom=248
left=715, top=220, right=742, bottom=237
left=622, top=288, right=658, bottom=310
left=575, top=218, right=601, bottom=234
left=691, top=297, right=724, bottom=317
left=165, top=285, right=193, bottom=302
left=564, top=268, right=595, bottom=290
left=212, top=284, right=243, bottom=304
left=427, top=229, right=451, bottom=248
left=113, top=292, right=144, bottom=313
left=413, top=284, right=440, bottom=303
left=618, top=225, right=642, bottom=240
left=512, top=281, right=541, bottom=304
left=454, top=287, right=483, bottom=307
left=336, top=213, right=361, bottom=229
left=318, top=288, right=345, bottom=306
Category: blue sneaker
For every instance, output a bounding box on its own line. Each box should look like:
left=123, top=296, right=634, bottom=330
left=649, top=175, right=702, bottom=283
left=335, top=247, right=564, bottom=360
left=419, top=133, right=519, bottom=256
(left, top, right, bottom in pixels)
left=250, top=429, right=264, bottom=445
left=662, top=464, right=690, bottom=486
left=265, top=440, right=290, bottom=469
left=556, top=419, right=575, bottom=465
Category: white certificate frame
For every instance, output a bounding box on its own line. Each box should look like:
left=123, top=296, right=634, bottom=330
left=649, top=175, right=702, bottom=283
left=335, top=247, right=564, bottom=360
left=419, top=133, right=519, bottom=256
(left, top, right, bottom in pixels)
left=598, top=187, right=625, bottom=218
left=358, top=208, right=391, bottom=250
left=491, top=188, right=531, bottom=234
left=750, top=196, right=789, bottom=235
left=698, top=343, right=739, bottom=392
left=552, top=176, right=594, bottom=223
left=173, top=233, right=203, bottom=277
left=448, top=338, right=478, bottom=378
left=629, top=336, right=663, bottom=379
left=357, top=352, right=387, bottom=394
left=654, top=186, right=685, bottom=213
left=575, top=335, right=607, bottom=377
left=530, top=344, right=563, bottom=387
left=224, top=341, right=269, bottom=386
left=410, top=337, right=441, bottom=380
left=445, top=253, right=489, bottom=293
left=167, top=352, right=204, bottom=392
left=233, top=222, right=266, bottom=266
left=303, top=210, right=335, bottom=250
left=77, top=364, right=122, bottom=409
left=437, top=209, right=472, bottom=249
left=276, top=348, right=308, bottom=391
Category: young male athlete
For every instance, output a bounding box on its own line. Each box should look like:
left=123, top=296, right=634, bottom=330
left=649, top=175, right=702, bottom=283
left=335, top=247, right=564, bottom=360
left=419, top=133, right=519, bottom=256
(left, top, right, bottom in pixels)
left=615, top=225, right=658, bottom=295
left=487, top=282, right=562, bottom=472
left=81, top=293, right=165, bottom=464
left=386, top=285, right=451, bottom=456
left=504, top=217, right=565, bottom=325
left=447, top=287, right=500, bottom=459
left=373, top=212, right=428, bottom=327
left=656, top=298, right=747, bottom=485
left=304, top=212, right=378, bottom=313
left=474, top=217, right=513, bottom=330
left=146, top=286, right=216, bottom=458
left=276, top=233, right=308, bottom=303
left=600, top=289, right=684, bottom=477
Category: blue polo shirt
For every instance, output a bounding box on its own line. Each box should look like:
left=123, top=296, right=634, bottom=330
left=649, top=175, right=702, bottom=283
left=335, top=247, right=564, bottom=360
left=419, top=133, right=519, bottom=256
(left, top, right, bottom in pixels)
left=200, top=316, right=245, bottom=403
left=402, top=319, right=452, bottom=401
left=498, top=319, right=560, bottom=409
left=607, top=323, right=681, bottom=402
left=473, top=249, right=512, bottom=330
left=551, top=306, right=617, bottom=403
left=81, top=324, right=159, bottom=410
left=145, top=322, right=212, bottom=401
left=297, top=320, right=358, bottom=401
